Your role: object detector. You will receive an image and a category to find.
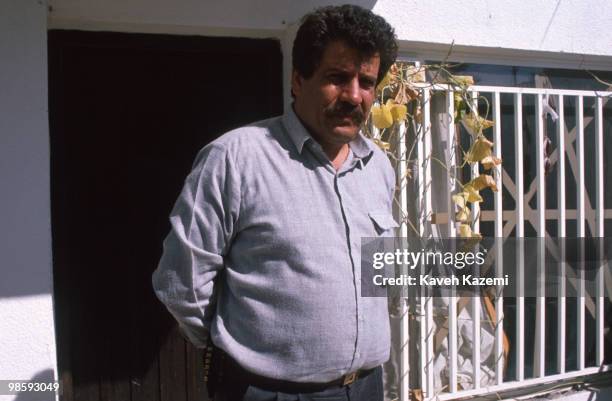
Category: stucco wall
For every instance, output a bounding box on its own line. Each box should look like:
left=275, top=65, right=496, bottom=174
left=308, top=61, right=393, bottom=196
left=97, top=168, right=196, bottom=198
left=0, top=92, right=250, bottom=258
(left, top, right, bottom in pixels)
left=373, top=0, right=612, bottom=57
left=0, top=1, right=57, bottom=400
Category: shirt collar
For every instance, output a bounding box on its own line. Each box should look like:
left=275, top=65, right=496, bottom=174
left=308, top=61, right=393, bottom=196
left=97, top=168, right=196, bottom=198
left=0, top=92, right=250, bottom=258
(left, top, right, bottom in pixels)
left=281, top=106, right=312, bottom=154
left=281, top=106, right=375, bottom=166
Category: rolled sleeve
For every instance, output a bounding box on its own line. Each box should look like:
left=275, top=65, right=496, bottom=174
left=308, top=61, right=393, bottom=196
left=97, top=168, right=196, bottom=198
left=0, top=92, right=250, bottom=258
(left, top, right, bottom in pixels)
left=152, top=143, right=241, bottom=347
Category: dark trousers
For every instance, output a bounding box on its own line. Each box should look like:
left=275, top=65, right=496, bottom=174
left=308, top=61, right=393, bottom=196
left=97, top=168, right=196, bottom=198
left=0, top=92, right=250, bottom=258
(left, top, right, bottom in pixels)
left=213, top=366, right=384, bottom=401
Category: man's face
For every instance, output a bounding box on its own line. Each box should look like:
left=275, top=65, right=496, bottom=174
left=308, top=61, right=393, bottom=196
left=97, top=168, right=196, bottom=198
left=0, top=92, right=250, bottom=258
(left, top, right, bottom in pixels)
left=292, top=40, right=380, bottom=147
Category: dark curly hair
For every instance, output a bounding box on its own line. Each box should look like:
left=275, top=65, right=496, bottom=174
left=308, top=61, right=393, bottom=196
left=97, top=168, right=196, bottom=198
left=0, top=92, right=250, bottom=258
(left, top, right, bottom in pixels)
left=292, top=5, right=397, bottom=84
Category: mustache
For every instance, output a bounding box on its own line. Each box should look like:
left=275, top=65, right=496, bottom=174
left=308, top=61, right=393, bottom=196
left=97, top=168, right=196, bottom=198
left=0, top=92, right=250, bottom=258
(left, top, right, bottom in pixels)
left=324, top=102, right=364, bottom=125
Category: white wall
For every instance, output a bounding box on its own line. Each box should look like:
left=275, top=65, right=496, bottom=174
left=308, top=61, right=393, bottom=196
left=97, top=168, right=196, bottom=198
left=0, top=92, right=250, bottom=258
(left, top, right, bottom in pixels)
left=0, top=1, right=57, bottom=400
left=374, top=0, right=612, bottom=57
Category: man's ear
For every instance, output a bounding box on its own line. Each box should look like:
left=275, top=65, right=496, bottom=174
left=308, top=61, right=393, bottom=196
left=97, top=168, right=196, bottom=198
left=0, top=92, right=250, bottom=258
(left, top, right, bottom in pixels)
left=291, top=70, right=303, bottom=98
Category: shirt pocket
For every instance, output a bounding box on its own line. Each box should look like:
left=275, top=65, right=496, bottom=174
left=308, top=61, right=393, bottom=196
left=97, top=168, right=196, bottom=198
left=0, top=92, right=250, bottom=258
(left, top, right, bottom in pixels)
left=368, top=212, right=399, bottom=236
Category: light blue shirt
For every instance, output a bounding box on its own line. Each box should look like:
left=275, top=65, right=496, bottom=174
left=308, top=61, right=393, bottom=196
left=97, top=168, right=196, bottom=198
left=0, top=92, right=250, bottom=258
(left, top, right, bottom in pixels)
left=152, top=107, right=398, bottom=382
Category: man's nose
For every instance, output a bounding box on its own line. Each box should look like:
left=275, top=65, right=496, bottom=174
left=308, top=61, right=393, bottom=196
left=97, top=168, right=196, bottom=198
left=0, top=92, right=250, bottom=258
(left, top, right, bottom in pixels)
left=340, top=77, right=363, bottom=105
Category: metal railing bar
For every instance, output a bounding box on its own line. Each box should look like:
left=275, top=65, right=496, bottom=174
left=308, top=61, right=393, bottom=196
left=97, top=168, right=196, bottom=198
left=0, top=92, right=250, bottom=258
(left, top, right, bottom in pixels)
left=557, top=94, right=567, bottom=374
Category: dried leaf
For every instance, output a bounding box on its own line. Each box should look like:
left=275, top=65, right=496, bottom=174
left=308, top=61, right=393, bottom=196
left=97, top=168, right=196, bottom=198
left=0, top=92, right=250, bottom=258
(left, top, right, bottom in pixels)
left=452, top=75, right=475, bottom=86
left=371, top=104, right=393, bottom=129
left=481, top=155, right=502, bottom=170
left=461, top=113, right=494, bottom=136
left=372, top=138, right=391, bottom=151
left=453, top=91, right=463, bottom=104
left=458, top=223, right=473, bottom=238
left=454, top=99, right=468, bottom=123
left=414, top=105, right=423, bottom=124
left=464, top=137, right=494, bottom=163
left=406, top=65, right=426, bottom=83
left=390, top=63, right=399, bottom=76
left=406, top=86, right=419, bottom=101
left=463, top=184, right=483, bottom=203
left=469, top=174, right=499, bottom=192
left=455, top=206, right=470, bottom=223
left=461, top=113, right=480, bottom=136
left=481, top=119, right=494, bottom=129
left=451, top=192, right=467, bottom=209
left=459, top=223, right=482, bottom=239
left=394, top=82, right=408, bottom=105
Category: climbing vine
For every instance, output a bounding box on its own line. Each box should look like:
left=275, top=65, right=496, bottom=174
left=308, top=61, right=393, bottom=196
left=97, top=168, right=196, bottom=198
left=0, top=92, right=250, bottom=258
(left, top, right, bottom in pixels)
left=364, top=62, right=501, bottom=238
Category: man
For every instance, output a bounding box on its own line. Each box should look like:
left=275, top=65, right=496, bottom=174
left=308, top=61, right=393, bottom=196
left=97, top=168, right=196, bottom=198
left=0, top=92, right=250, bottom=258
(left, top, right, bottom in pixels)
left=153, top=5, right=398, bottom=400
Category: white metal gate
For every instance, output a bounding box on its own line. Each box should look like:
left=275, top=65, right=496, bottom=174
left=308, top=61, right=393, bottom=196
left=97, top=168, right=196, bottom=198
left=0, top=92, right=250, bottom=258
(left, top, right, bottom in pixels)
left=393, top=84, right=612, bottom=400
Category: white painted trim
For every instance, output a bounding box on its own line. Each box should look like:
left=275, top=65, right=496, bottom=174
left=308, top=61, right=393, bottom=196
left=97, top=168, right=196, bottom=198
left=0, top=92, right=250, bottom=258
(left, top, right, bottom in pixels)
left=557, top=94, right=567, bottom=375
left=535, top=94, right=546, bottom=378
left=398, top=41, right=612, bottom=71
left=396, top=121, right=410, bottom=401
left=408, top=83, right=612, bottom=97
left=492, top=91, right=504, bottom=386
left=435, top=365, right=612, bottom=400
left=48, top=17, right=284, bottom=39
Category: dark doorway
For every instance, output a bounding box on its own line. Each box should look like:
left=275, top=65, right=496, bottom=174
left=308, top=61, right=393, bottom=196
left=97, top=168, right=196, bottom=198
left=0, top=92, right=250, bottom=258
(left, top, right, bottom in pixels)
left=49, top=30, right=283, bottom=401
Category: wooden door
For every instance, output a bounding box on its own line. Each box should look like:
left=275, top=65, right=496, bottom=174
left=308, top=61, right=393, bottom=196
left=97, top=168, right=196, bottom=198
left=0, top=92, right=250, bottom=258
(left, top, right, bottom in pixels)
left=49, top=30, right=283, bottom=401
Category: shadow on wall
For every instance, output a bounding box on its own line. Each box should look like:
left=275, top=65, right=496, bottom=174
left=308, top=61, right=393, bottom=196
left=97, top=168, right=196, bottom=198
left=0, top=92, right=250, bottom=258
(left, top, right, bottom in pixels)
left=13, top=369, right=56, bottom=401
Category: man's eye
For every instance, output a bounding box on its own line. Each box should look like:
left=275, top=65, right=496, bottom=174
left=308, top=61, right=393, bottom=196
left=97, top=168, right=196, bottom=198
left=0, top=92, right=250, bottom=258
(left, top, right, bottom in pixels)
left=360, top=79, right=375, bottom=89
left=329, top=74, right=345, bottom=84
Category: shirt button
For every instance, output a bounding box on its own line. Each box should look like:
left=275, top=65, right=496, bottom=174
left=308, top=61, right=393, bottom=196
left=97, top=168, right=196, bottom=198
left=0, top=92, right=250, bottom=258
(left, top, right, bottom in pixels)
left=355, top=352, right=361, bottom=358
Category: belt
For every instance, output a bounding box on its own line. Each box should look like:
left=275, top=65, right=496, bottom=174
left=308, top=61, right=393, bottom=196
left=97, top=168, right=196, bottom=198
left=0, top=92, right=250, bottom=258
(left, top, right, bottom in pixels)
left=217, top=346, right=377, bottom=393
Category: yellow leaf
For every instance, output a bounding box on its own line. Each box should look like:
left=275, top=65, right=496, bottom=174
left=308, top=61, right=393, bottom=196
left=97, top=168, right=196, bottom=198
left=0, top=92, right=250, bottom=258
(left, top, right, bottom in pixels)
left=462, top=113, right=494, bottom=136
left=371, top=104, right=393, bottom=129
left=391, top=104, right=407, bottom=122
left=481, top=155, right=502, bottom=170
left=451, top=192, right=467, bottom=209
left=458, top=223, right=473, bottom=238
left=458, top=223, right=482, bottom=239
left=461, top=113, right=479, bottom=135
left=452, top=75, right=475, bottom=86
left=463, top=184, right=483, bottom=203
left=464, top=137, right=494, bottom=163
left=372, top=138, right=391, bottom=151
left=469, top=174, right=499, bottom=192
left=453, top=91, right=463, bottom=104
left=455, top=206, right=470, bottom=223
